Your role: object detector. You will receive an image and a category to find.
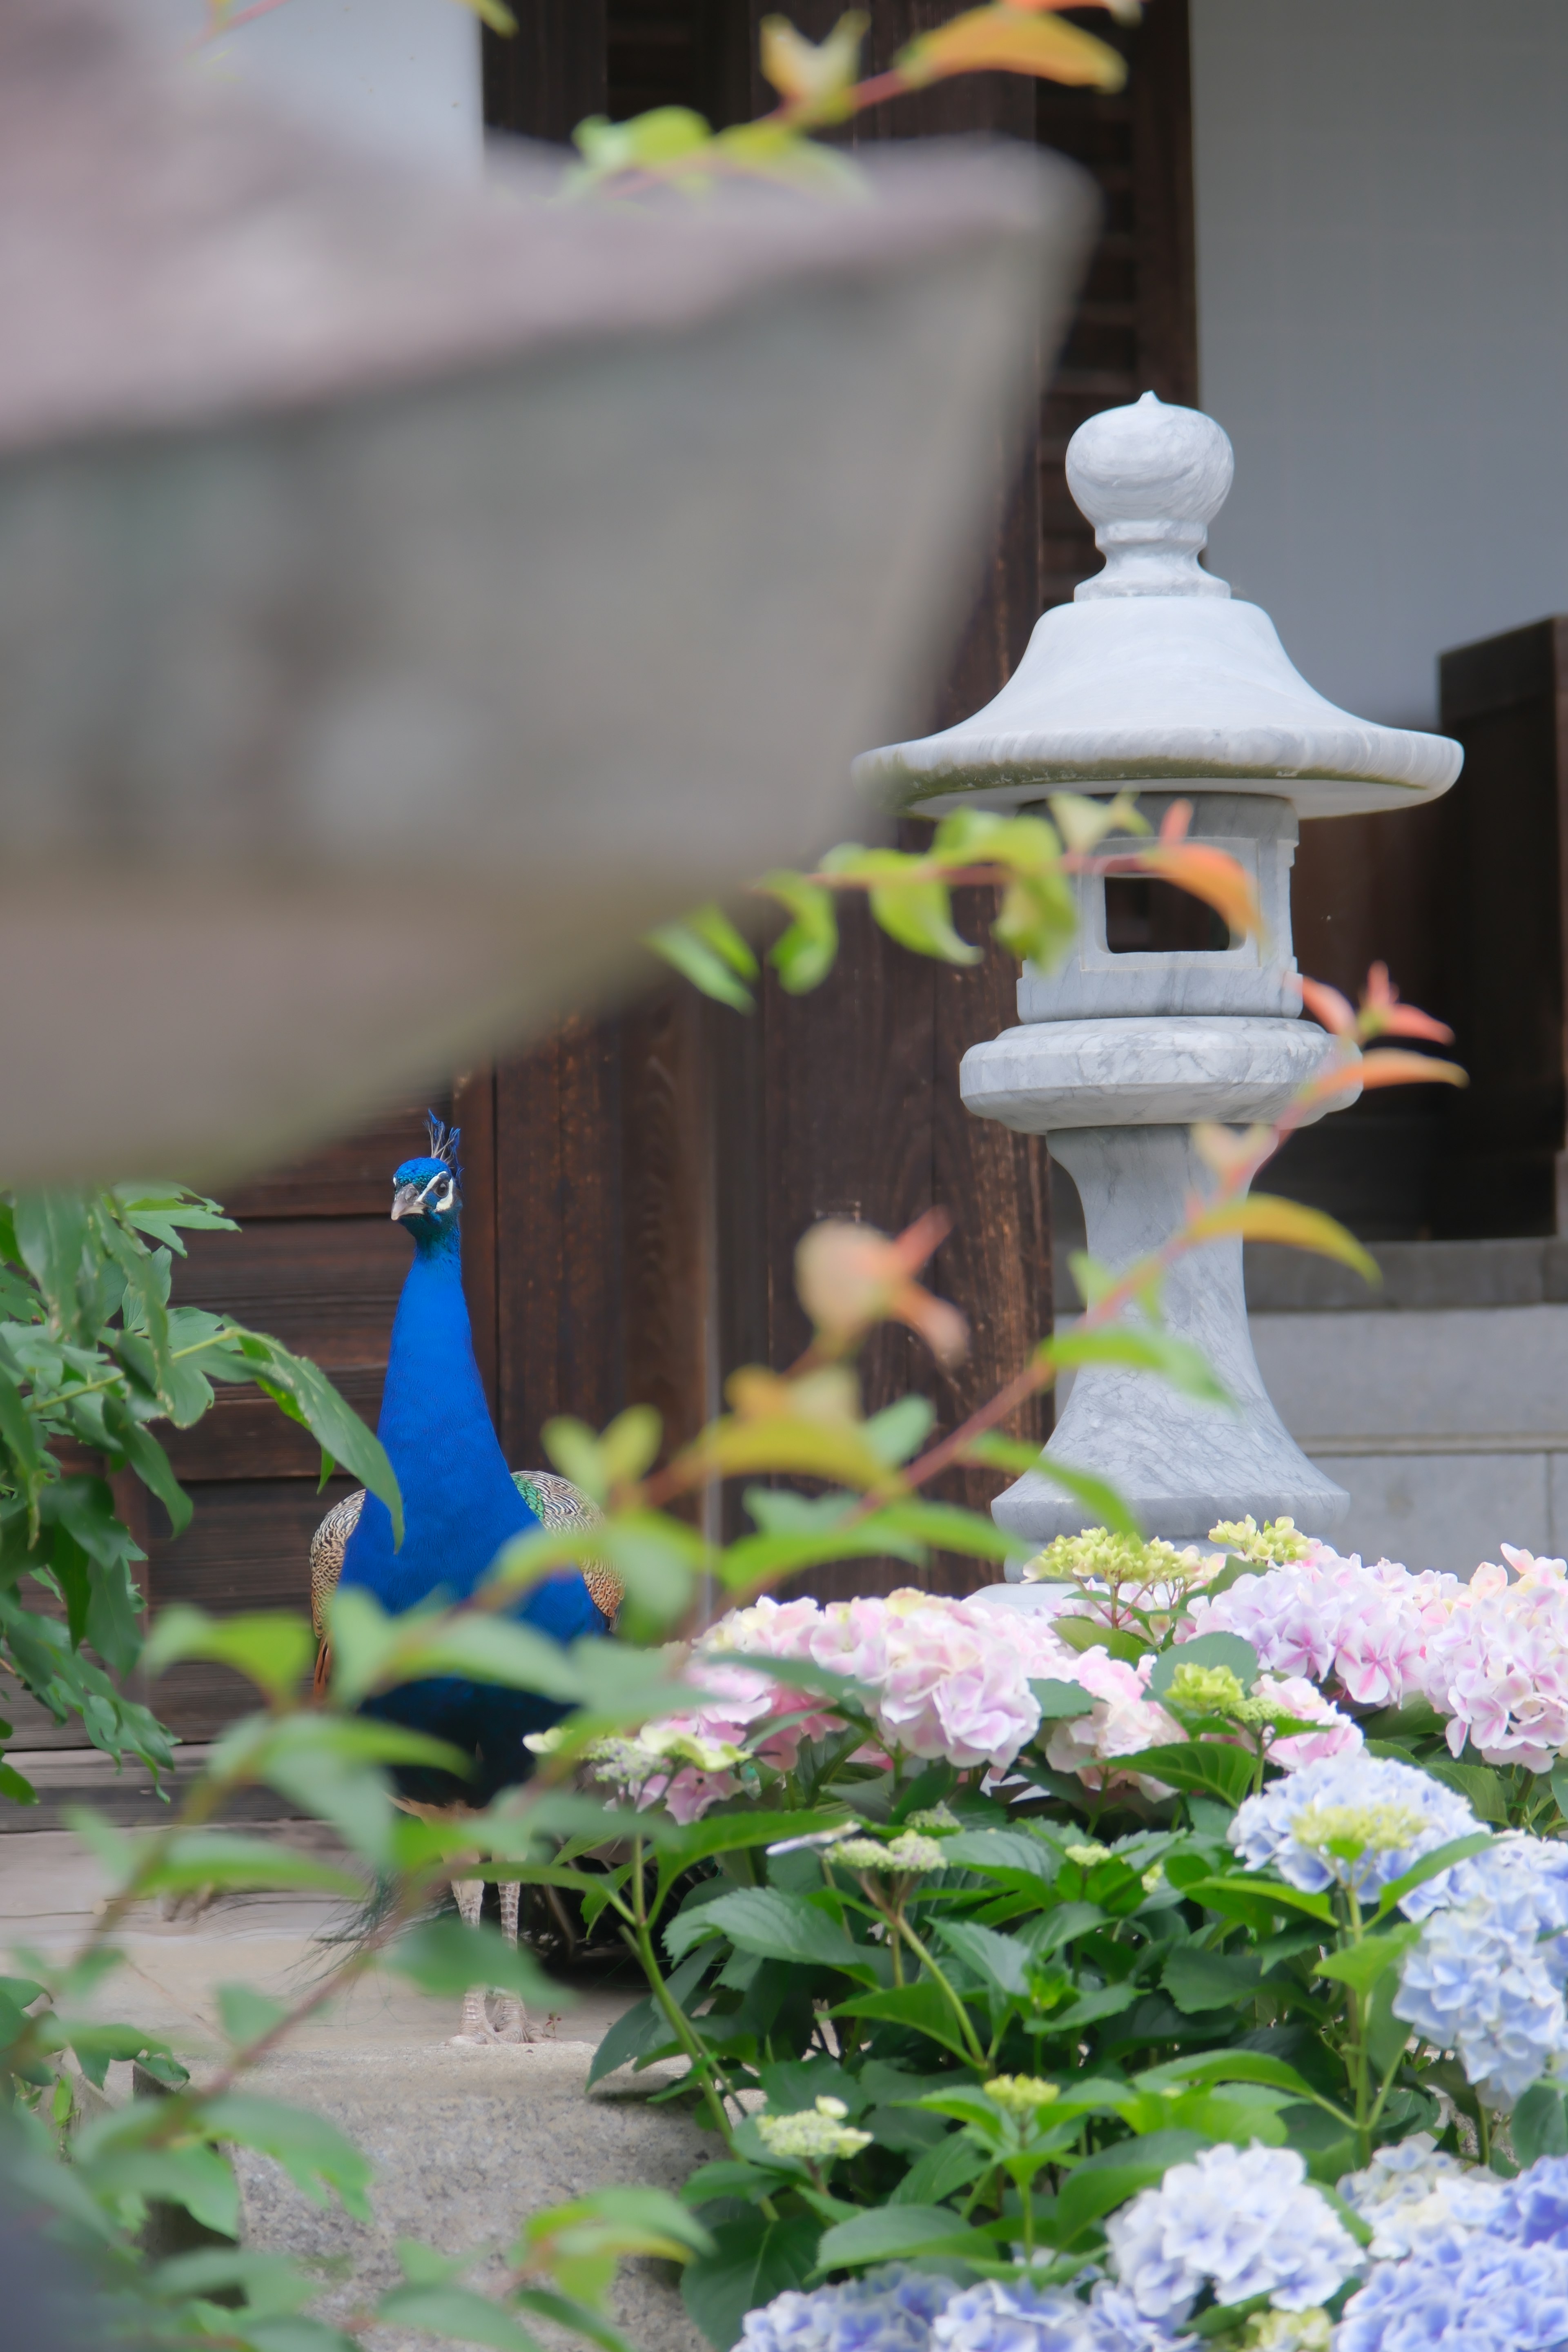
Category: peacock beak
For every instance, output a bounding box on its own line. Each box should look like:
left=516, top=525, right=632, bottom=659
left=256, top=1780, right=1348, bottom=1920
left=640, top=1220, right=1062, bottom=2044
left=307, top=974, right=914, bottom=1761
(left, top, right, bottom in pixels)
left=390, top=1183, right=423, bottom=1223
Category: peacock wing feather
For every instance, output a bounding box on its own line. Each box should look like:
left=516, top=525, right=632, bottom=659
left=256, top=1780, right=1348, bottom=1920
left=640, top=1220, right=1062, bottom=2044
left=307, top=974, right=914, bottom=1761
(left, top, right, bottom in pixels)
left=308, top=1470, right=618, bottom=1650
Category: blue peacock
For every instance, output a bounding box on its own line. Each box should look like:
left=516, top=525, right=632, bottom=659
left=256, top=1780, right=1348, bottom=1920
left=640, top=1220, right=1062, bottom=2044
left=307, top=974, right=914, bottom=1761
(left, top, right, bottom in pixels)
left=308, top=1116, right=620, bottom=2044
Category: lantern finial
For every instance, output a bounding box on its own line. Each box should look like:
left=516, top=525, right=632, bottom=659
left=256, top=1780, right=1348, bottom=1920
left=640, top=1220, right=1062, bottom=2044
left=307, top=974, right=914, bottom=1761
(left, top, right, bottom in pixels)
left=1067, top=388, right=1234, bottom=600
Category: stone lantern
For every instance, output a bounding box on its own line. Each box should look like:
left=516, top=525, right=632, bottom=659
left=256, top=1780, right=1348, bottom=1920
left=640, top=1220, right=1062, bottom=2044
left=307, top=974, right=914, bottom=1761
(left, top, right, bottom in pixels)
left=856, top=393, right=1462, bottom=1552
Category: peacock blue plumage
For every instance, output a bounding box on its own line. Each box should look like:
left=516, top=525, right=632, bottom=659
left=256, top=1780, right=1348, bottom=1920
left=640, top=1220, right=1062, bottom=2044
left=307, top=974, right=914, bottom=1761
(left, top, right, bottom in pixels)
left=336, top=1118, right=612, bottom=1809
left=318, top=1116, right=619, bottom=2042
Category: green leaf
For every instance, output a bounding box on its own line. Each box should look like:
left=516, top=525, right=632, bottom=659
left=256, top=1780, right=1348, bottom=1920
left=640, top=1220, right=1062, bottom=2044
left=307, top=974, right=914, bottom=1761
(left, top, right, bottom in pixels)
left=814, top=2205, right=991, bottom=2270
left=375, top=2286, right=543, bottom=2352
left=1514, top=2081, right=1568, bottom=2168
left=198, top=2093, right=373, bottom=2220
left=832, top=1982, right=978, bottom=2064
left=681, top=2210, right=820, bottom=2352
left=1055, top=2130, right=1208, bottom=2241
left=1148, top=1635, right=1260, bottom=1700
left=1044, top=1325, right=1231, bottom=1408
left=934, top=1918, right=1033, bottom=1999
left=1183, top=1872, right=1334, bottom=1927
left=1109, top=1742, right=1257, bottom=1807
left=223, top=1329, right=402, bottom=1546
left=0, top=1760, right=37, bottom=1804
left=102, top=1829, right=360, bottom=1900
left=889, top=2132, right=990, bottom=2207
left=874, top=1499, right=1031, bottom=1563
left=142, top=1606, right=315, bottom=1704
left=1551, top=1762, right=1568, bottom=1827
left=1030, top=1677, right=1095, bottom=1721
left=647, top=920, right=755, bottom=1013
left=217, top=1983, right=291, bottom=2049
left=587, top=1949, right=714, bottom=2088
left=664, top=1886, right=871, bottom=1975
left=655, top=1810, right=851, bottom=1899
left=1050, top=1615, right=1150, bottom=1667
left=869, top=880, right=980, bottom=967
left=1374, top=1832, right=1492, bottom=1919
left=385, top=1920, right=559, bottom=2008
left=83, top=2144, right=240, bottom=2236
left=1314, top=1922, right=1422, bottom=1995
left=1413, top=1757, right=1509, bottom=1824
left=962, top=1441, right=1139, bottom=1537
left=761, top=874, right=839, bottom=996
left=1161, top=1946, right=1263, bottom=2015
left=13, top=1195, right=90, bottom=1337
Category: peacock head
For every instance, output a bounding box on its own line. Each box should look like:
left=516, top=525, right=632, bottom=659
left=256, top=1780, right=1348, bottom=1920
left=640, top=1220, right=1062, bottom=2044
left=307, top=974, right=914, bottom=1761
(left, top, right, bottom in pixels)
left=390, top=1115, right=461, bottom=1251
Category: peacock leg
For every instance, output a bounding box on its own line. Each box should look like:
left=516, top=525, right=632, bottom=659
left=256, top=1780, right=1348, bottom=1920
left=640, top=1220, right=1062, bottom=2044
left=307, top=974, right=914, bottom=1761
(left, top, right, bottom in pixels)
left=496, top=1880, right=533, bottom=2042
left=450, top=1877, right=494, bottom=2043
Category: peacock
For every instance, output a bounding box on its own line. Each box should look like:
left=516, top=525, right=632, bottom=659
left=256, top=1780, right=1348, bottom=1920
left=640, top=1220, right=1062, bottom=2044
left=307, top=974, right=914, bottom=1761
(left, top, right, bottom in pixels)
left=308, top=1116, right=621, bottom=2045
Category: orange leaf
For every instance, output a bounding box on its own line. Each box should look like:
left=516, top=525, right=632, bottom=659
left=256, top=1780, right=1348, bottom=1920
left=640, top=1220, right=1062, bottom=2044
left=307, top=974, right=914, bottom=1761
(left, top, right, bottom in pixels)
left=1183, top=1193, right=1378, bottom=1282
left=1298, top=975, right=1356, bottom=1038
left=1359, top=962, right=1454, bottom=1045
left=1159, top=798, right=1193, bottom=844
left=898, top=5, right=1126, bottom=89
left=1140, top=843, right=1263, bottom=942
left=1355, top=1049, right=1468, bottom=1092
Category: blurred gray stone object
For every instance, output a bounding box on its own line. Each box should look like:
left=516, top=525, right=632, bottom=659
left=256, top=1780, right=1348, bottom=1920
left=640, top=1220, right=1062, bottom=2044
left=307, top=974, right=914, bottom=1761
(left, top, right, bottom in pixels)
left=0, top=0, right=1095, bottom=1187
left=0, top=2180, right=94, bottom=2352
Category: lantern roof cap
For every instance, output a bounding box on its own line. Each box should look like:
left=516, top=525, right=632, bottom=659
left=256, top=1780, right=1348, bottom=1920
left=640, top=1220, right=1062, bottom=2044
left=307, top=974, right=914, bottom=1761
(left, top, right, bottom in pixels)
left=856, top=390, right=1461, bottom=820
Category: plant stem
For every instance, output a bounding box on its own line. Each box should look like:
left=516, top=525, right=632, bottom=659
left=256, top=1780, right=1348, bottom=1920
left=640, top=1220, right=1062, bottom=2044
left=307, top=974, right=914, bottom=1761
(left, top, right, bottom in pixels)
left=628, top=1837, right=743, bottom=2155
left=889, top=1912, right=987, bottom=2069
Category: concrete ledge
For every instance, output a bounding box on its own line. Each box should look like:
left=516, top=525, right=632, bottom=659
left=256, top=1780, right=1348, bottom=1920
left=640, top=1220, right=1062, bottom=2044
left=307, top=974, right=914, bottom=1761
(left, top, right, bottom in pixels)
left=1244, top=1237, right=1568, bottom=1312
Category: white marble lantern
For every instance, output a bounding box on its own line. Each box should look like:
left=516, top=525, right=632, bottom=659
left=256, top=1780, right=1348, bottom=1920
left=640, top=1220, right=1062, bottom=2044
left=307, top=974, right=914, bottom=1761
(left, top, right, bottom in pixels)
left=856, top=393, right=1463, bottom=1550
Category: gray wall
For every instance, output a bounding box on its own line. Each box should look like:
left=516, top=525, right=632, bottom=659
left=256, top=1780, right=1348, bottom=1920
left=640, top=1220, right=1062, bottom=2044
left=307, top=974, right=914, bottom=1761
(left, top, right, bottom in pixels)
left=1191, top=0, right=1568, bottom=728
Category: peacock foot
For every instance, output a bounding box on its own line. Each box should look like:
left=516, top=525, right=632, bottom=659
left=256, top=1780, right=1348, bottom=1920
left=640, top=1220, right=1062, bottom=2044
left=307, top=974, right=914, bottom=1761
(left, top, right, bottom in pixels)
left=492, top=1994, right=537, bottom=2044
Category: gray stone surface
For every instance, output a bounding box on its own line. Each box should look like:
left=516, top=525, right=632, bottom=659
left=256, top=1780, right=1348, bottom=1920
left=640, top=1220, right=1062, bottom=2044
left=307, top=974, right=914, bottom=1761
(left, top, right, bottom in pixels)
left=234, top=2044, right=712, bottom=2352
left=855, top=392, right=1462, bottom=820
left=995, top=1123, right=1350, bottom=1549
left=960, top=1014, right=1346, bottom=1132
left=1015, top=794, right=1303, bottom=1023
left=1241, top=1299, right=1568, bottom=1577
left=1245, top=1236, right=1568, bottom=1314
left=1250, top=1304, right=1568, bottom=1444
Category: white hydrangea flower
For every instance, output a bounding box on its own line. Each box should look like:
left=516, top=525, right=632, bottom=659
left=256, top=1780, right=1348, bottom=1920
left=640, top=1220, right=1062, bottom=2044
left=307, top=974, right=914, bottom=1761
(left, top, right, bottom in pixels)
left=1338, top=2134, right=1505, bottom=2259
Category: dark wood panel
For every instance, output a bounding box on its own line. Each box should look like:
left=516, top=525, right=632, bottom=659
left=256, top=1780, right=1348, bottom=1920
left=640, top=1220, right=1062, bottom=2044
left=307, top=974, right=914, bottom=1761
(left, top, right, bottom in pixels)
left=482, top=0, right=608, bottom=144
left=1037, top=2, right=1195, bottom=605
left=159, top=1374, right=385, bottom=1485
left=170, top=1217, right=408, bottom=1366
left=223, top=1097, right=450, bottom=1221
left=495, top=1019, right=626, bottom=1470
left=621, top=989, right=713, bottom=1469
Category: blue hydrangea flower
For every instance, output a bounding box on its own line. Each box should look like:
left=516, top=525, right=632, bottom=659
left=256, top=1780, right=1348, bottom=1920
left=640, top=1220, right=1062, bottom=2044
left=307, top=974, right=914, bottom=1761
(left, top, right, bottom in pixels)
left=1228, top=1754, right=1480, bottom=1918
left=742, top=2267, right=955, bottom=2352
left=1103, top=2141, right=1360, bottom=2321
left=1336, top=2226, right=1568, bottom=2350
left=1395, top=1837, right=1568, bottom=2103
left=932, top=2277, right=1184, bottom=2352
left=1496, top=2154, right=1568, bottom=2249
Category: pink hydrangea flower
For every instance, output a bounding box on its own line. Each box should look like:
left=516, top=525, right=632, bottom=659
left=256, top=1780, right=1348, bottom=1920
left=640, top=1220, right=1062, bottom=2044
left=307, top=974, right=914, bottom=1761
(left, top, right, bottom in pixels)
left=1182, top=1546, right=1459, bottom=1709
left=1043, top=1647, right=1184, bottom=1795
left=1419, top=1559, right=1568, bottom=1770
left=1254, top=1673, right=1363, bottom=1769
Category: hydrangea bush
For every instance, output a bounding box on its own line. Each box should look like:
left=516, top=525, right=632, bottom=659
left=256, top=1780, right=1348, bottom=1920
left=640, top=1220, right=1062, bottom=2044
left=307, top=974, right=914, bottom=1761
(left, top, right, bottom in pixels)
left=571, top=1522, right=1568, bottom=2352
